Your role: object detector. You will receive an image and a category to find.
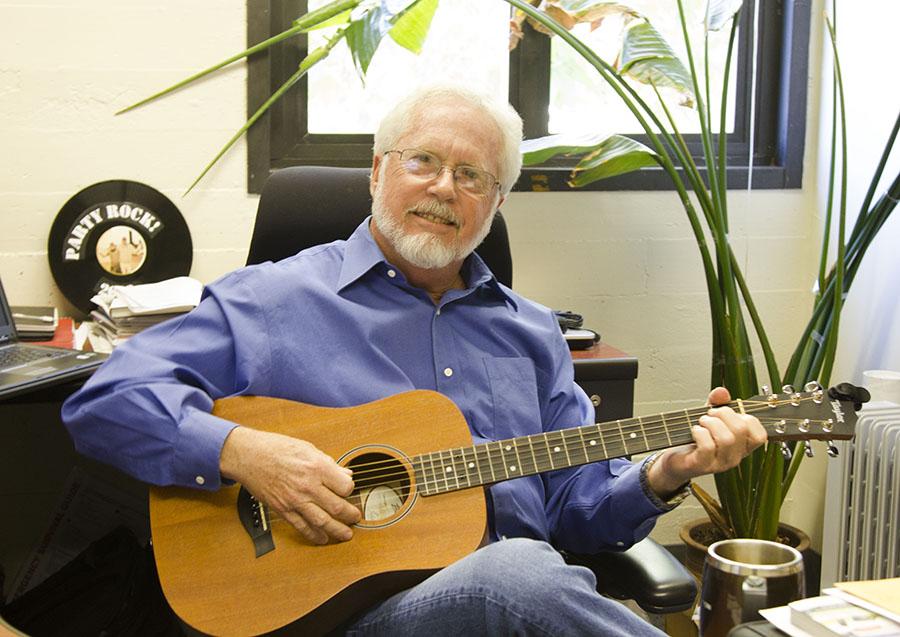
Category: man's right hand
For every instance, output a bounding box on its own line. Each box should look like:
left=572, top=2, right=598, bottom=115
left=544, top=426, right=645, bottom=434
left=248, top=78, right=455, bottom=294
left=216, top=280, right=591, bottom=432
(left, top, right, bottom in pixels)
left=219, top=426, right=361, bottom=545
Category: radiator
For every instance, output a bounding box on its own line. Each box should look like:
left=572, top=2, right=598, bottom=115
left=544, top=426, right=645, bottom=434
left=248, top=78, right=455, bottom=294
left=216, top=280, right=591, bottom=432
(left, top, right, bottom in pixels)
left=821, top=402, right=900, bottom=588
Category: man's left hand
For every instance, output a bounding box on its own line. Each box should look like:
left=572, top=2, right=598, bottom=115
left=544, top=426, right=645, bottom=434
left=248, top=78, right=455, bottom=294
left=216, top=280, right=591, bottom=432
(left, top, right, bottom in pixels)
left=646, top=387, right=768, bottom=499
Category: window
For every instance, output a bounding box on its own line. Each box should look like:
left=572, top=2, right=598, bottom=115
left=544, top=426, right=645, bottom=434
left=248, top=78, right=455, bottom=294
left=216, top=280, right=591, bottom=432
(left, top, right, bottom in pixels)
left=246, top=0, right=809, bottom=193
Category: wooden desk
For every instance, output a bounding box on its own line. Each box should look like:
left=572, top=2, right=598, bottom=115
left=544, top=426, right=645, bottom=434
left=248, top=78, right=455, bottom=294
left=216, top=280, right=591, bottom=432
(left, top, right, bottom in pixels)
left=571, top=342, right=639, bottom=423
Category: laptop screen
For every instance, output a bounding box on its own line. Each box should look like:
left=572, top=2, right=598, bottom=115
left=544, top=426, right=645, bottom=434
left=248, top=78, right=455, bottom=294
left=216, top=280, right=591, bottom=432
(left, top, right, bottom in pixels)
left=0, top=277, right=20, bottom=344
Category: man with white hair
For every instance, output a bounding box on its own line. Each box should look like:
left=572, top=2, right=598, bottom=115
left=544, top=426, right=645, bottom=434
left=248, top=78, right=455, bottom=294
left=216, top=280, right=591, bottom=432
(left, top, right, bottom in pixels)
left=63, top=85, right=765, bottom=635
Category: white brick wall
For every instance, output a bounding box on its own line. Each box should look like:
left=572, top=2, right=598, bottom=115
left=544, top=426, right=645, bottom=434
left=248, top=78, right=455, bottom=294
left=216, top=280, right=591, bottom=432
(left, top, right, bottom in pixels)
left=1, top=0, right=253, bottom=316
left=2, top=0, right=840, bottom=548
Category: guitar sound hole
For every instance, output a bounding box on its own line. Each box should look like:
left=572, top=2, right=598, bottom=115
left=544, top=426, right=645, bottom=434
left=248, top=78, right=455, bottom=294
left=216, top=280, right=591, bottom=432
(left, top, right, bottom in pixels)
left=347, top=453, right=411, bottom=522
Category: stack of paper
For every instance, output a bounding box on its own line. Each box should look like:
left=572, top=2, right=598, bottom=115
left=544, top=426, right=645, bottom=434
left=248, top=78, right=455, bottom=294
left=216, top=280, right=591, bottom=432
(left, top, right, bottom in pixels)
left=760, top=578, right=900, bottom=637
left=89, top=276, right=203, bottom=346
left=789, top=595, right=899, bottom=636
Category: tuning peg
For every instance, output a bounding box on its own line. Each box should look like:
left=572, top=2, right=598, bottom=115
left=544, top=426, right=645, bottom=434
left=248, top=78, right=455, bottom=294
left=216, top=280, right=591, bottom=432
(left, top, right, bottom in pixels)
left=763, top=385, right=779, bottom=408
left=804, top=381, right=825, bottom=403
left=804, top=441, right=814, bottom=458
left=781, top=441, right=793, bottom=460
left=826, top=441, right=839, bottom=457
left=781, top=384, right=802, bottom=405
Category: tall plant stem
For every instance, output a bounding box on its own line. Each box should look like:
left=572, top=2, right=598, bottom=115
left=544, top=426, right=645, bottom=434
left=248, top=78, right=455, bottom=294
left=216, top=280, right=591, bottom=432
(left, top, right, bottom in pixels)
left=819, top=17, right=848, bottom=385
left=705, top=34, right=713, bottom=142
left=818, top=19, right=839, bottom=299
left=715, top=469, right=749, bottom=536
left=652, top=85, right=717, bottom=231
left=781, top=437, right=808, bottom=504
left=681, top=1, right=753, bottom=397
left=728, top=246, right=781, bottom=388
left=750, top=444, right=783, bottom=540
left=677, top=0, right=722, bottom=225
left=717, top=18, right=740, bottom=223
left=849, top=111, right=900, bottom=246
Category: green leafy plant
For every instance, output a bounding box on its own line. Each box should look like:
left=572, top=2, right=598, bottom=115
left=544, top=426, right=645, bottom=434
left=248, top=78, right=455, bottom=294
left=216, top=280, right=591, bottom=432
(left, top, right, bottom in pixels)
left=121, top=0, right=899, bottom=541
left=508, top=0, right=899, bottom=541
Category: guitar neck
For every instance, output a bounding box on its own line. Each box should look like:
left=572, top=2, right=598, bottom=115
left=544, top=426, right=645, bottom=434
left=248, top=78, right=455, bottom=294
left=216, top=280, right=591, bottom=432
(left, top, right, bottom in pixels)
left=412, top=401, right=720, bottom=496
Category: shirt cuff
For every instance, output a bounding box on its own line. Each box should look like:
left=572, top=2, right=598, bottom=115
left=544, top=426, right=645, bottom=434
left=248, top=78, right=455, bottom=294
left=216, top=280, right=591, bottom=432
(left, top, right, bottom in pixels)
left=639, top=452, right=691, bottom=511
left=173, top=407, right=240, bottom=490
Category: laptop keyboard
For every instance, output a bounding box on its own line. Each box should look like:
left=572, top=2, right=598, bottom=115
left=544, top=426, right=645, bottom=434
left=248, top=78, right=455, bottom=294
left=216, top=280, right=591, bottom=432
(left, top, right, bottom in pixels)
left=0, top=346, right=66, bottom=369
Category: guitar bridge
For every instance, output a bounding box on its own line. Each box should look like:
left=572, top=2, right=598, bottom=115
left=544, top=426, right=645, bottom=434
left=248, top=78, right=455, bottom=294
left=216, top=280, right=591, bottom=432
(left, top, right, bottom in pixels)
left=237, top=486, right=275, bottom=558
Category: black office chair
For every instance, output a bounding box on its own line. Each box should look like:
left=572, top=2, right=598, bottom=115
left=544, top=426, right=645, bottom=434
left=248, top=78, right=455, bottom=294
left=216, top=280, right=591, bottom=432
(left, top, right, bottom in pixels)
left=247, top=166, right=697, bottom=622
left=246, top=166, right=513, bottom=287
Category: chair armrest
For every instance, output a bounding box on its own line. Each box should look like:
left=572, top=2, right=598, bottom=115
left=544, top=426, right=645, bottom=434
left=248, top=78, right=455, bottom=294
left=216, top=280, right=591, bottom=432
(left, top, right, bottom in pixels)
left=563, top=537, right=697, bottom=615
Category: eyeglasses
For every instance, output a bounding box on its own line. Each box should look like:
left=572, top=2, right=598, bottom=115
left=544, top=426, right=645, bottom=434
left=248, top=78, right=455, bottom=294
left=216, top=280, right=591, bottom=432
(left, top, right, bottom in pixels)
left=384, top=148, right=500, bottom=196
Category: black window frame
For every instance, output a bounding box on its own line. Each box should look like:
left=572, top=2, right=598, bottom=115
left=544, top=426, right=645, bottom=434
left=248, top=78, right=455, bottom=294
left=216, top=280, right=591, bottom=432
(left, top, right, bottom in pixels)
left=247, top=0, right=810, bottom=194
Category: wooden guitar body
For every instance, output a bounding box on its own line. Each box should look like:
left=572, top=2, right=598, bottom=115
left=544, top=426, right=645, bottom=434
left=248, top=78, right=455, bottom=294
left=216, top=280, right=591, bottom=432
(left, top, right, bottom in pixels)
left=150, top=390, right=487, bottom=636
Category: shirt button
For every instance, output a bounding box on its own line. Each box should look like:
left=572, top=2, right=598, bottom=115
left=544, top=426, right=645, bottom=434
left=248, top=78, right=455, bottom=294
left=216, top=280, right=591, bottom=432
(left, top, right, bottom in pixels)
left=195, top=475, right=206, bottom=486
left=616, top=541, right=624, bottom=547
left=443, top=367, right=453, bottom=377
left=387, top=269, right=396, bottom=278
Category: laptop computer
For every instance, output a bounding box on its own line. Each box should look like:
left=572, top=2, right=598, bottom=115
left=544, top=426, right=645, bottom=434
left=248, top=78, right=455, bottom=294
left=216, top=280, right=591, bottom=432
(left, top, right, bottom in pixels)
left=0, top=276, right=107, bottom=400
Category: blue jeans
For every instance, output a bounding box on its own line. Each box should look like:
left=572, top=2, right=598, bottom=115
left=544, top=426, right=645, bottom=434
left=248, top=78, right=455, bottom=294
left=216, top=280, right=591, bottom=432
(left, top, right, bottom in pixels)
left=343, top=538, right=665, bottom=636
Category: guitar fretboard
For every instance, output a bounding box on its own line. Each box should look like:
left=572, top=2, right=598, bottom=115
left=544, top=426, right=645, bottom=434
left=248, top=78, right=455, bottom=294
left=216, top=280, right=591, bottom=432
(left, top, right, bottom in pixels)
left=411, top=405, right=716, bottom=496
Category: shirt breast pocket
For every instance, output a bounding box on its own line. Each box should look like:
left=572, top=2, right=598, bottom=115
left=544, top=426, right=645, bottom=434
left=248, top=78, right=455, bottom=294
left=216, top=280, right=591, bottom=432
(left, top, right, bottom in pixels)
left=482, top=357, right=543, bottom=440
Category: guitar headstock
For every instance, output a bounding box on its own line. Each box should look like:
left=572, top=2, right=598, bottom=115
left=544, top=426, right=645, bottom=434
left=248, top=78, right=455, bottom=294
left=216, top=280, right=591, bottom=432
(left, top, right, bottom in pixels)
left=742, top=382, right=869, bottom=443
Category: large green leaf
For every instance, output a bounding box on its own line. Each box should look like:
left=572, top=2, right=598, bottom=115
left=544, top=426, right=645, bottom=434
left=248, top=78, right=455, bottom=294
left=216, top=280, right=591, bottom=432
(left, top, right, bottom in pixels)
left=390, top=0, right=439, bottom=54
left=345, top=4, right=394, bottom=77
left=569, top=134, right=659, bottom=186
left=705, top=0, right=743, bottom=32
left=521, top=133, right=658, bottom=185
left=538, top=0, right=639, bottom=30
left=521, top=132, right=616, bottom=165
left=618, top=20, right=695, bottom=107
left=345, top=1, right=430, bottom=77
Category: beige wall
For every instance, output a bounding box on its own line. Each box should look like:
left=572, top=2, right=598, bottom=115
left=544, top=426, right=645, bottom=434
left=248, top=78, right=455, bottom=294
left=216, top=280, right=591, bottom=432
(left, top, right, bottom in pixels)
left=6, top=0, right=885, bottom=552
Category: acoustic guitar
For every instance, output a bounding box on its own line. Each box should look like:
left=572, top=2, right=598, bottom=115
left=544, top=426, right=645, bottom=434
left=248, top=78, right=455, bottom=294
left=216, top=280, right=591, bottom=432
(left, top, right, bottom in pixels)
left=149, top=383, right=863, bottom=636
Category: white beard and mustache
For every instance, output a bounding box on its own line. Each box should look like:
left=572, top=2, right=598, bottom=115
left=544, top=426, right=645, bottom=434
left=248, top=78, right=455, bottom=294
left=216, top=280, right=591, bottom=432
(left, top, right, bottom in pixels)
left=371, top=182, right=495, bottom=270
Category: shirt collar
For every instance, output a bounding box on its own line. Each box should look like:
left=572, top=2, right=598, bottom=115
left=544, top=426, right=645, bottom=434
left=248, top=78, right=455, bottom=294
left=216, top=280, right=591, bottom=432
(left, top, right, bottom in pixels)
left=337, top=217, right=517, bottom=309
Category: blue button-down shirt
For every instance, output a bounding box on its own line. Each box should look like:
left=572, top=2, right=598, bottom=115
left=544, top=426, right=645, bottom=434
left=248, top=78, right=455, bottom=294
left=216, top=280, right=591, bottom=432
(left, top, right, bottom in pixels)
left=63, top=219, right=667, bottom=552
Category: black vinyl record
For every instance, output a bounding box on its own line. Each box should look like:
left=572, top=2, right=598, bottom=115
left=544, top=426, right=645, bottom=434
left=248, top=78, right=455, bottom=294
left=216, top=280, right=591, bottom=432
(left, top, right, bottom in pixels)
left=48, top=180, right=193, bottom=314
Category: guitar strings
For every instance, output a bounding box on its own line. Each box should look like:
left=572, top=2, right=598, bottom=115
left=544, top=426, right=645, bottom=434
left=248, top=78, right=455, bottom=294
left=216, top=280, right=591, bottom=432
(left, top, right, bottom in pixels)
left=258, top=410, right=821, bottom=515
left=344, top=414, right=822, bottom=485
left=340, top=414, right=825, bottom=492
left=336, top=396, right=833, bottom=484
left=253, top=399, right=834, bottom=522
left=341, top=399, right=829, bottom=481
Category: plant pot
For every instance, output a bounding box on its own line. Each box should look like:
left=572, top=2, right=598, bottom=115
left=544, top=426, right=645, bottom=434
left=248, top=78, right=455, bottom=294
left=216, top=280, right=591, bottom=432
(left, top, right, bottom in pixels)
left=679, top=518, right=811, bottom=580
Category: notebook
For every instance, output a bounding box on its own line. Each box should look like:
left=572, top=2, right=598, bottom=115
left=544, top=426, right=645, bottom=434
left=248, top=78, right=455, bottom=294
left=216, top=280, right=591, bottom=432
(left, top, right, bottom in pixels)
left=0, top=277, right=107, bottom=400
